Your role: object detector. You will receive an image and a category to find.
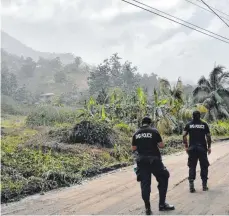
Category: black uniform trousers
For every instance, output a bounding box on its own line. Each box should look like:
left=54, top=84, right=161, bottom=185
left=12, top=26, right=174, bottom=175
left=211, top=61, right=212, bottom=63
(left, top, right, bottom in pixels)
left=188, top=146, right=210, bottom=182
left=137, top=158, right=170, bottom=205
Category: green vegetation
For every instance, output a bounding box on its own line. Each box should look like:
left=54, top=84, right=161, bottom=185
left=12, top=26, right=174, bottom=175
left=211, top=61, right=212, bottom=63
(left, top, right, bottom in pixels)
left=26, top=106, right=79, bottom=127
left=1, top=52, right=229, bottom=204
left=210, top=120, right=229, bottom=136
left=1, top=122, right=132, bottom=203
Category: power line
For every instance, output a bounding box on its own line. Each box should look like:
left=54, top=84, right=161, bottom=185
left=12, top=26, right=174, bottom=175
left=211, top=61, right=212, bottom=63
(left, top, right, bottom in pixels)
left=121, top=0, right=229, bottom=44
left=129, top=0, right=229, bottom=41
left=184, top=0, right=229, bottom=22
left=195, top=0, right=229, bottom=18
left=198, top=0, right=229, bottom=27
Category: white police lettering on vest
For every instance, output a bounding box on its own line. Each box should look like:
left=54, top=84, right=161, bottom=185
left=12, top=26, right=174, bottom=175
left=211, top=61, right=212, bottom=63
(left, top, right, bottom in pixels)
left=189, top=124, right=205, bottom=129
left=135, top=133, right=152, bottom=139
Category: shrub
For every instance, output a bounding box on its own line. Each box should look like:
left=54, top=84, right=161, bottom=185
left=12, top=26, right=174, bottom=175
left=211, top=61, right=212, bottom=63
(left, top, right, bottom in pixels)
left=49, top=120, right=118, bottom=148
left=113, top=122, right=133, bottom=135
left=210, top=120, right=229, bottom=136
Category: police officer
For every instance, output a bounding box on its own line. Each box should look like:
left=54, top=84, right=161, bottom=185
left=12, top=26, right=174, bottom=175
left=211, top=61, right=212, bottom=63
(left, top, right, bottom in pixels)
left=183, top=110, right=212, bottom=193
left=132, top=116, right=175, bottom=215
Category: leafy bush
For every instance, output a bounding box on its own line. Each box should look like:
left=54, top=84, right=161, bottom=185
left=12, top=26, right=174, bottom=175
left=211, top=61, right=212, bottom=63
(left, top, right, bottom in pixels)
left=49, top=120, right=118, bottom=148
left=210, top=120, right=229, bottom=136
left=113, top=122, right=133, bottom=135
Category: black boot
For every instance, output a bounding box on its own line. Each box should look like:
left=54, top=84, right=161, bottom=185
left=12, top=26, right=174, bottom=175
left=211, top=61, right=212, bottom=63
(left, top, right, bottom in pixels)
left=189, top=180, right=196, bottom=193
left=144, top=200, right=152, bottom=215
left=159, top=203, right=175, bottom=211
left=202, top=181, right=209, bottom=191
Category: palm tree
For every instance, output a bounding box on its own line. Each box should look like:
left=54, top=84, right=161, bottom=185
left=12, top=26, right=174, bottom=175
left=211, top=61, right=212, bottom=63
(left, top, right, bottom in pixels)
left=159, top=77, right=183, bottom=104
left=193, top=65, right=229, bottom=121
left=152, top=78, right=184, bottom=135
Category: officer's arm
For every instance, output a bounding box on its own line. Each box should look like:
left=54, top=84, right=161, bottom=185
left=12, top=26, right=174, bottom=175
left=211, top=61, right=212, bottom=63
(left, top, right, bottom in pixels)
left=158, top=142, right=165, bottom=148
left=205, top=123, right=212, bottom=149
left=183, top=130, right=188, bottom=149
left=183, top=123, right=189, bottom=149
left=132, top=145, right=137, bottom=151
left=155, top=131, right=165, bottom=148
left=132, top=135, right=137, bottom=152
left=206, top=133, right=211, bottom=149
left=131, top=135, right=138, bottom=161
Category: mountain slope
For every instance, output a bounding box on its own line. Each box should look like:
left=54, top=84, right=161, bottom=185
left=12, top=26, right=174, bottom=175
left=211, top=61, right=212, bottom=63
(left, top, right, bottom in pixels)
left=1, top=31, right=75, bottom=64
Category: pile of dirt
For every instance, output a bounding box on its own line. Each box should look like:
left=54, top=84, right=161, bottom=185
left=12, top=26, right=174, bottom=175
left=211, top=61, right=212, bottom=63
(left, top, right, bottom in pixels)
left=49, top=120, right=118, bottom=148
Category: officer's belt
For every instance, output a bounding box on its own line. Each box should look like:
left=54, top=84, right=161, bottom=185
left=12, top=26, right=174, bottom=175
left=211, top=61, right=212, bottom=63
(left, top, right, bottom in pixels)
left=189, top=145, right=207, bottom=152
left=137, top=155, right=160, bottom=163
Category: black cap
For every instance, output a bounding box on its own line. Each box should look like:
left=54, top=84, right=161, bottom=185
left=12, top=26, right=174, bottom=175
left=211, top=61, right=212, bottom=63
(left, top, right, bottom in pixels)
left=142, top=116, right=152, bottom=125
left=193, top=110, right=201, bottom=120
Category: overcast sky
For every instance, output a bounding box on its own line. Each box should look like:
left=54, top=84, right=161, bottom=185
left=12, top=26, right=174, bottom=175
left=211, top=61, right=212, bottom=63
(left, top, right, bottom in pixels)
left=1, top=0, right=229, bottom=84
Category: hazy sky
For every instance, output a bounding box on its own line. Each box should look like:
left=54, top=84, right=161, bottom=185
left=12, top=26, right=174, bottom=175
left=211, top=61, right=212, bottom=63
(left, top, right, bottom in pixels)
left=1, top=0, right=229, bottom=83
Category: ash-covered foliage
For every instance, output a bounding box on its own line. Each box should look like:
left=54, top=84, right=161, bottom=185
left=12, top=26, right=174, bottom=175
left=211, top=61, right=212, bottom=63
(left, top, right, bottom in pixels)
left=49, top=120, right=118, bottom=148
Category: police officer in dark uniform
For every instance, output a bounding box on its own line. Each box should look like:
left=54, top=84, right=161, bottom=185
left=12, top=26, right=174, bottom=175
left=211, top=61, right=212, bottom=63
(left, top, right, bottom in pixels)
left=132, top=116, right=175, bottom=215
left=183, top=110, right=212, bottom=193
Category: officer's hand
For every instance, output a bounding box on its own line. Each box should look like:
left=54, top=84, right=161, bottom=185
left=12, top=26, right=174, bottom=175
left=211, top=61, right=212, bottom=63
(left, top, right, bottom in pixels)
left=208, top=148, right=211, bottom=155
left=185, top=147, right=188, bottom=154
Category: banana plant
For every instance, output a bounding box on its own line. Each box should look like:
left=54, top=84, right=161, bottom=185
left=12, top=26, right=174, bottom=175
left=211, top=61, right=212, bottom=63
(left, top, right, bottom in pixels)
left=77, top=96, right=98, bottom=120
left=136, top=87, right=148, bottom=126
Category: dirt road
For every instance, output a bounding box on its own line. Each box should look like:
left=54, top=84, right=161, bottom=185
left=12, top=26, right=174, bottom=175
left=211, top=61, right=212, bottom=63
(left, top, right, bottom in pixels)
left=2, top=141, right=229, bottom=215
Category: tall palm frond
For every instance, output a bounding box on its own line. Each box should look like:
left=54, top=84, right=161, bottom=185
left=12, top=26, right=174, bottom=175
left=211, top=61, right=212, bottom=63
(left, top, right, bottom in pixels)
left=171, top=78, right=183, bottom=102
left=209, top=65, right=224, bottom=90
left=218, top=72, right=229, bottom=85
left=197, top=76, right=211, bottom=89
left=159, top=78, right=171, bottom=95
left=193, top=86, right=211, bottom=97
left=159, top=78, right=171, bottom=88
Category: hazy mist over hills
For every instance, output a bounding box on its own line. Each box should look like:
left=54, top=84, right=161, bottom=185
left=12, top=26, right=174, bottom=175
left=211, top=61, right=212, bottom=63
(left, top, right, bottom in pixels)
left=1, top=0, right=229, bottom=84
left=1, top=31, right=75, bottom=64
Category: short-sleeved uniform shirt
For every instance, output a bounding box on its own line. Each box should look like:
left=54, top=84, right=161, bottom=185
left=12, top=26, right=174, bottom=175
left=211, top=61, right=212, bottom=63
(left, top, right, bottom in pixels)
left=184, top=120, right=210, bottom=150
left=132, top=125, right=162, bottom=158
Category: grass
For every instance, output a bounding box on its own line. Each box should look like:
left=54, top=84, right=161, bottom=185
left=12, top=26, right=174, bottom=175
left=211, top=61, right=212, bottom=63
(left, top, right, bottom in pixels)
left=1, top=115, right=26, bottom=128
